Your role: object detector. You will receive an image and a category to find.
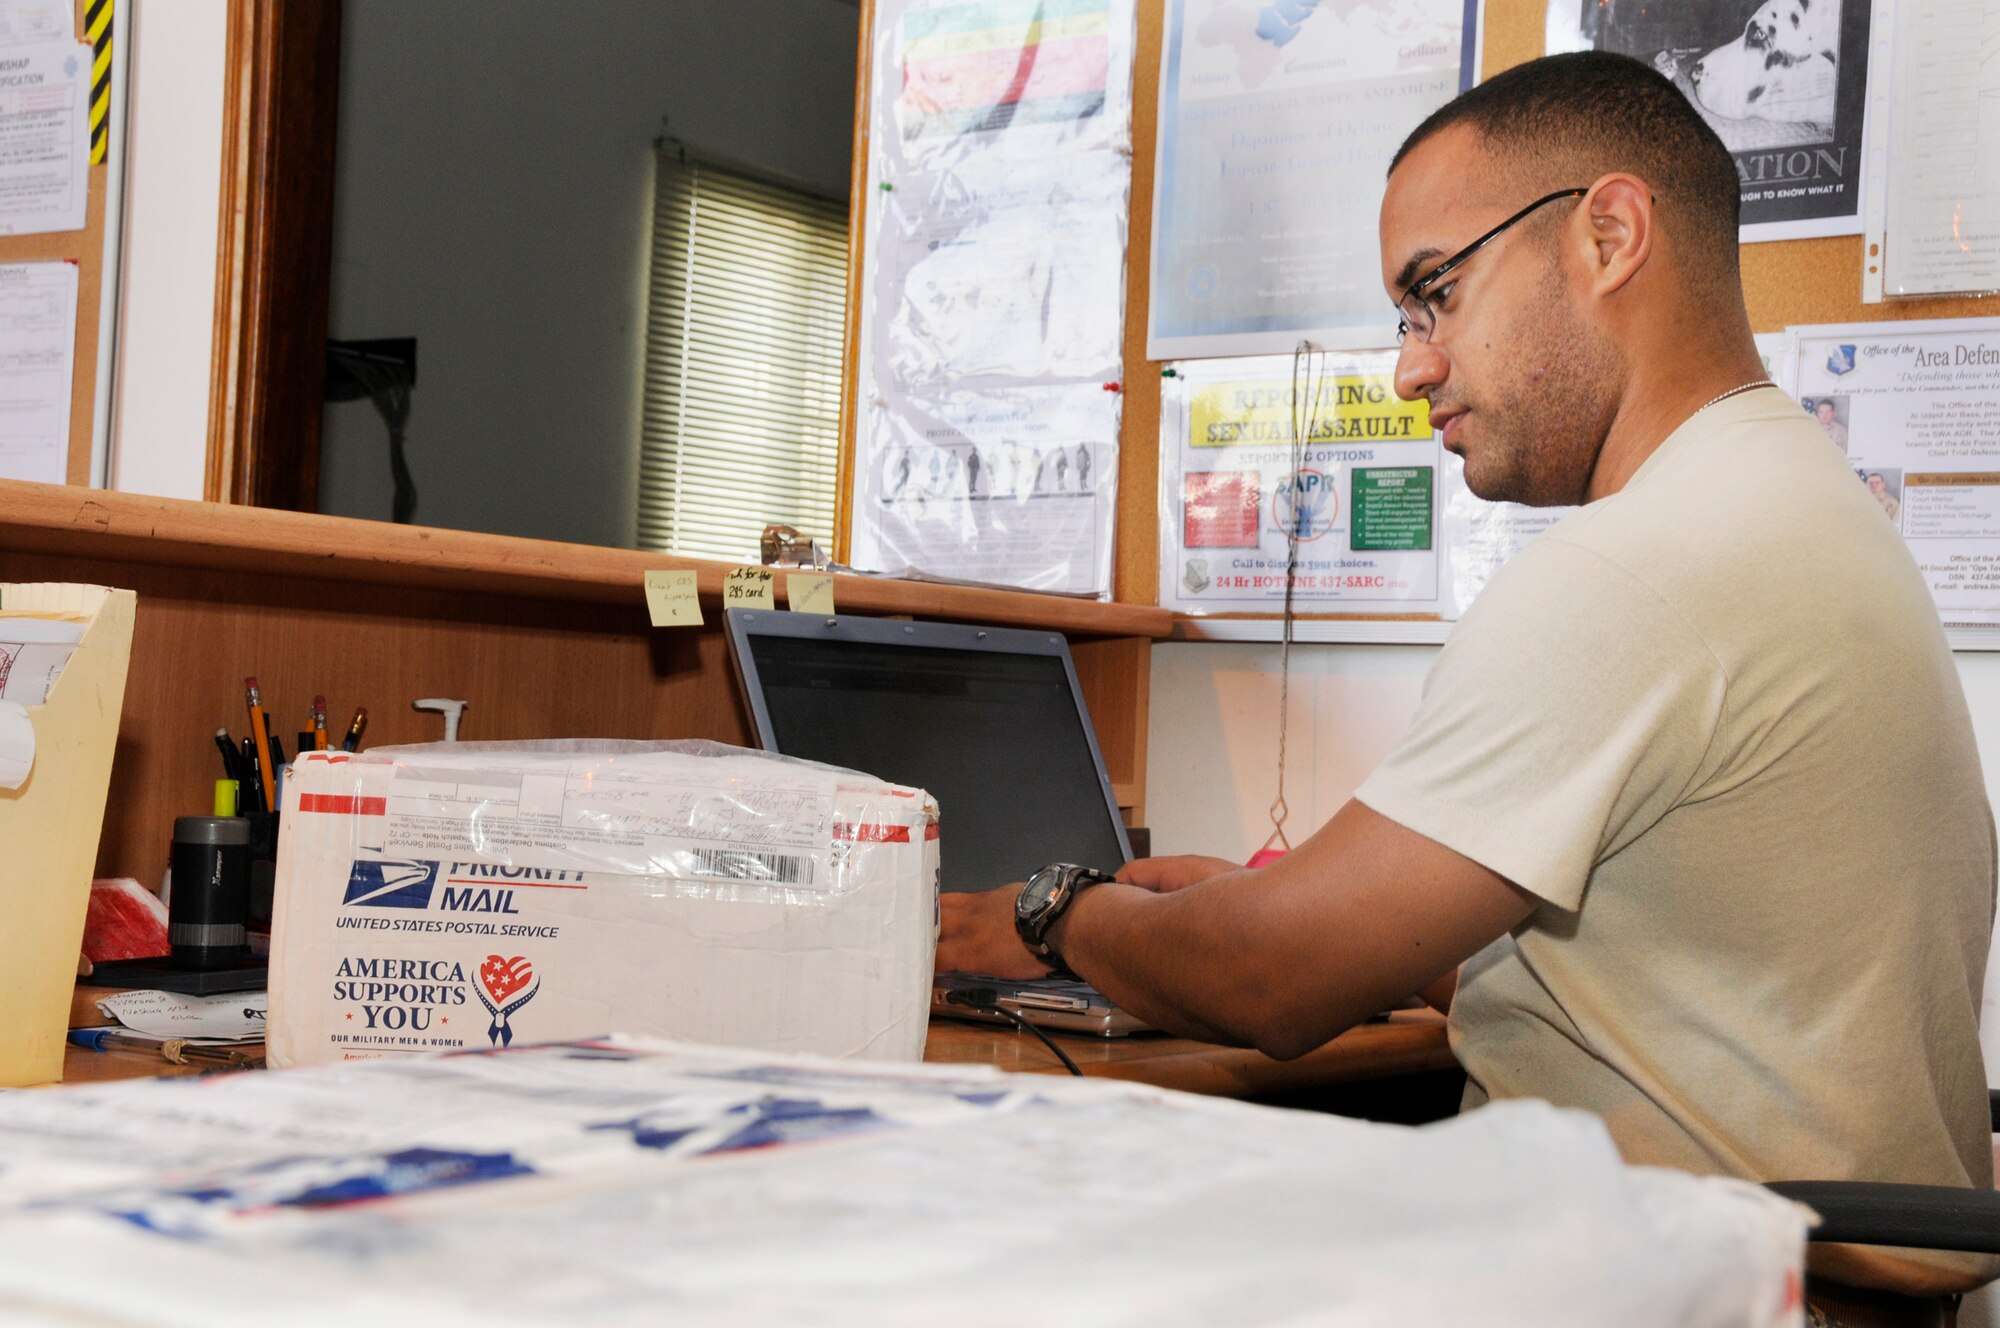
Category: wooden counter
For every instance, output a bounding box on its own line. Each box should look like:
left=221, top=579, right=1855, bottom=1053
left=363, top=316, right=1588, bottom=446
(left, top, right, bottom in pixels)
left=0, top=480, right=1168, bottom=884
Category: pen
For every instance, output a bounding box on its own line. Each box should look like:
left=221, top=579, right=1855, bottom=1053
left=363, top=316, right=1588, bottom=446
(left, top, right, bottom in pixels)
left=342, top=706, right=368, bottom=752
left=242, top=735, right=266, bottom=817
left=215, top=727, right=245, bottom=785
left=67, top=1028, right=263, bottom=1069
left=311, top=694, right=328, bottom=750
left=244, top=677, right=277, bottom=813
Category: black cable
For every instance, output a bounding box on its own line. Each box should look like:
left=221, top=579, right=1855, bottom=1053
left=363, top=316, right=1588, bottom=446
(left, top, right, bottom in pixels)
left=339, top=354, right=417, bottom=524
left=943, top=988, right=1082, bottom=1076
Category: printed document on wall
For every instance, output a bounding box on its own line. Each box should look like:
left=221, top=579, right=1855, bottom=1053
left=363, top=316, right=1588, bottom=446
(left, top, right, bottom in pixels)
left=852, top=0, right=1136, bottom=596
left=0, top=4, right=69, bottom=47
left=1548, top=0, right=1874, bottom=242
left=1794, top=317, right=2000, bottom=623
left=1436, top=454, right=1572, bottom=620
left=0, top=39, right=90, bottom=236
left=857, top=384, right=1120, bottom=594
left=0, top=259, right=74, bottom=485
left=1159, top=351, right=1447, bottom=614
left=1878, top=0, right=2000, bottom=296
left=1147, top=0, right=1480, bottom=360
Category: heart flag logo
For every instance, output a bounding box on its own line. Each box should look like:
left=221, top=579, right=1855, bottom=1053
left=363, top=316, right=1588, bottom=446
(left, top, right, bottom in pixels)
left=476, top=954, right=539, bottom=1047
left=480, top=955, right=533, bottom=1004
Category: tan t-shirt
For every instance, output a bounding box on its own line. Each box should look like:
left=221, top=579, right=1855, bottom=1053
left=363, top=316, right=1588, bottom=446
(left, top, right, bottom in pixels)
left=1356, top=388, right=1998, bottom=1291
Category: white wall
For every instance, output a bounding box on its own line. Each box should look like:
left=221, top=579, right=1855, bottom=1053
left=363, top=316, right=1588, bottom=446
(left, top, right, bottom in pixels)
left=318, top=0, right=859, bottom=548
left=105, top=0, right=227, bottom=499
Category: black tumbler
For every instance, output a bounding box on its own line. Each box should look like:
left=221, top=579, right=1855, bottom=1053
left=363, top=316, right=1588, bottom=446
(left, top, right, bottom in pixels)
left=170, top=815, right=251, bottom=969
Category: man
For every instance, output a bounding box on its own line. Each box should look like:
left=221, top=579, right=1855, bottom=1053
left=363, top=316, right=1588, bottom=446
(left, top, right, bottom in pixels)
left=939, top=52, right=1996, bottom=1314
left=1816, top=398, right=1850, bottom=450
left=1868, top=471, right=1901, bottom=522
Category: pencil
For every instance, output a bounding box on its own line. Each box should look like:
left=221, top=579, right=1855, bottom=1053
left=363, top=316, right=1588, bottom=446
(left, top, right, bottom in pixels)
left=244, top=677, right=277, bottom=813
left=342, top=706, right=368, bottom=753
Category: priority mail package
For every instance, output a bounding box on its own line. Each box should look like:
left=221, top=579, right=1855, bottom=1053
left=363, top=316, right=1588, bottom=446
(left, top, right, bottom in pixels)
left=268, top=741, right=939, bottom=1068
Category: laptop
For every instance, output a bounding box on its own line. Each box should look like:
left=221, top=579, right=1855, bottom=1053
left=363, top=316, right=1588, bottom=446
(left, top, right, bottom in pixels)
left=724, top=608, right=1151, bottom=1036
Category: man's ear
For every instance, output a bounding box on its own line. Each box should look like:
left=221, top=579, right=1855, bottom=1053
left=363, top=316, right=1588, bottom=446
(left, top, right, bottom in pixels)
left=1580, top=174, right=1653, bottom=297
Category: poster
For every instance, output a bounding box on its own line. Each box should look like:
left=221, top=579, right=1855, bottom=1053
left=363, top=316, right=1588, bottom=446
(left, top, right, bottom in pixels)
left=1147, top=0, right=1481, bottom=360
left=1436, top=452, right=1571, bottom=619
left=0, top=259, right=75, bottom=485
left=1159, top=351, right=1449, bottom=614
left=0, top=38, right=89, bottom=236
left=1548, top=0, right=1873, bottom=242
left=1878, top=0, right=2000, bottom=297
left=1794, top=317, right=2000, bottom=623
left=852, top=0, right=1135, bottom=596
left=855, top=383, right=1118, bottom=594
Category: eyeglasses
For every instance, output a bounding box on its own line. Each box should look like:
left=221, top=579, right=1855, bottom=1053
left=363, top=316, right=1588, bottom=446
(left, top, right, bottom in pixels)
left=1394, top=188, right=1587, bottom=344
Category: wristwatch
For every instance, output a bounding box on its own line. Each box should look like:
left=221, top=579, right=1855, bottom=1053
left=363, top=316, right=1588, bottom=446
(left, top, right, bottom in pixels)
left=1014, top=862, right=1117, bottom=970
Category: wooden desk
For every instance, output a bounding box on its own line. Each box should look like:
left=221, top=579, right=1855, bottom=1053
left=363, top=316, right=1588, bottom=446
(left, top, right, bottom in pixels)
left=924, top=1011, right=1453, bottom=1096
left=60, top=984, right=1453, bottom=1097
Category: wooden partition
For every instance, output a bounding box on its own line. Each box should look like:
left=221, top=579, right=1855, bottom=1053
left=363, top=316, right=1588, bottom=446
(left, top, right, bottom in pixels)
left=0, top=480, right=1168, bottom=886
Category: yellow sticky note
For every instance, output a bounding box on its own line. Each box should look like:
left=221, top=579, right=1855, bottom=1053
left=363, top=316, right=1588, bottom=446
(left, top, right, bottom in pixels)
left=643, top=570, right=703, bottom=627
left=787, top=573, right=836, bottom=615
left=724, top=565, right=777, bottom=610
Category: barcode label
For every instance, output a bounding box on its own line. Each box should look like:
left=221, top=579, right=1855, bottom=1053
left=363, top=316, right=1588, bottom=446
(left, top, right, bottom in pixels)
left=688, top=848, right=814, bottom=887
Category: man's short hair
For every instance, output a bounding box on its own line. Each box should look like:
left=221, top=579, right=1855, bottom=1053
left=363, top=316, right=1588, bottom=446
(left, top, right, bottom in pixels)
left=1391, top=52, right=1742, bottom=296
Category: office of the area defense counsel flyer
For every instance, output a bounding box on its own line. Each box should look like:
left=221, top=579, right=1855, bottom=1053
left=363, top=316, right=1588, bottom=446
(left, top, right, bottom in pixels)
left=1794, top=317, right=2000, bottom=624
left=1159, top=352, right=1445, bottom=615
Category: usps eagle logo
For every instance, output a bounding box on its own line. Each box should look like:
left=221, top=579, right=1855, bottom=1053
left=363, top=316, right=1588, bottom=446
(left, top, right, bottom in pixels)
left=476, top=954, right=539, bottom=1048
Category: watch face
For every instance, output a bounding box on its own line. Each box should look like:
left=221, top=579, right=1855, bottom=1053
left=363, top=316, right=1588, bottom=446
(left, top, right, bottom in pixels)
left=1018, top=869, right=1062, bottom=918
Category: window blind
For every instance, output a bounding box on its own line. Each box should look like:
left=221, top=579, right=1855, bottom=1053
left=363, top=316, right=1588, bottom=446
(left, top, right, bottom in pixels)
left=638, top=153, right=848, bottom=561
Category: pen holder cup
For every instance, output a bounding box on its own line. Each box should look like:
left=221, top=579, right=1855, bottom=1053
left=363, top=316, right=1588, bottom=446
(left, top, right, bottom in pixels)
left=0, top=585, right=136, bottom=1086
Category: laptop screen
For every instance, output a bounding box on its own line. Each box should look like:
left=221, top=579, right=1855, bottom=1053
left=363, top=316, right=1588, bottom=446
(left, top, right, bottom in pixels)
left=727, top=611, right=1131, bottom=892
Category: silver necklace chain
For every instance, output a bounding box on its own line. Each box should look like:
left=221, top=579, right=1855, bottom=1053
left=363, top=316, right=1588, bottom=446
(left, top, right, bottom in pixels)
left=1695, top=378, right=1775, bottom=415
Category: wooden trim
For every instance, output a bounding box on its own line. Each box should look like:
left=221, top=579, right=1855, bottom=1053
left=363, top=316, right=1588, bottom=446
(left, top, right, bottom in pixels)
left=0, top=478, right=1176, bottom=637
left=204, top=0, right=256, bottom=503
left=205, top=0, right=342, bottom=512
left=833, top=0, right=875, bottom=566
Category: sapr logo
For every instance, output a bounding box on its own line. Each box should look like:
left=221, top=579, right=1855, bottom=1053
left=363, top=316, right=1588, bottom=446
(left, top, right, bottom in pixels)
left=476, top=954, right=539, bottom=1048
left=1272, top=469, right=1335, bottom=542
left=342, top=859, right=442, bottom=909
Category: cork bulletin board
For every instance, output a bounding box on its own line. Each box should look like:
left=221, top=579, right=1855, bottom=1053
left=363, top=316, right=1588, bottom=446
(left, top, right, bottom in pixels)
left=838, top=0, right=1996, bottom=612
left=0, top=0, right=115, bottom=486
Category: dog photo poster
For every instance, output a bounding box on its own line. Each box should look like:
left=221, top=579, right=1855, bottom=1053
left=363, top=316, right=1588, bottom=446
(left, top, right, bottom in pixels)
left=1548, top=0, right=1872, bottom=242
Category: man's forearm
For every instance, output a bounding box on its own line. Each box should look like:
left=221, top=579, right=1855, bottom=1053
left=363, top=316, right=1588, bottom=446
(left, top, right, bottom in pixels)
left=1044, top=869, right=1379, bottom=1057
left=1027, top=801, right=1525, bottom=1059
left=1045, top=878, right=1258, bottom=1045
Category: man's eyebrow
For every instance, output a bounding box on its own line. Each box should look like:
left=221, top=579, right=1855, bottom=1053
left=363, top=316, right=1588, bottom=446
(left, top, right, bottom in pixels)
left=1393, top=247, right=1446, bottom=295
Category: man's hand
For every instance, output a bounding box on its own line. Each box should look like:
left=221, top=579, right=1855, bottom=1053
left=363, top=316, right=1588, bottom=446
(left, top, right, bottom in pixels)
left=1116, top=855, right=1241, bottom=893
left=937, top=884, right=1050, bottom=979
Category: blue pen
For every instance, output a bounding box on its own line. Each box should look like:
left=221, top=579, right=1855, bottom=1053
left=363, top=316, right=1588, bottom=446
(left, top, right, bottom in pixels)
left=68, top=1028, right=261, bottom=1068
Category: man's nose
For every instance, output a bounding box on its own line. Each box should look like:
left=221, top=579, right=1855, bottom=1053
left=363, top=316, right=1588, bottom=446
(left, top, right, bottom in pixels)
left=1393, top=336, right=1446, bottom=403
